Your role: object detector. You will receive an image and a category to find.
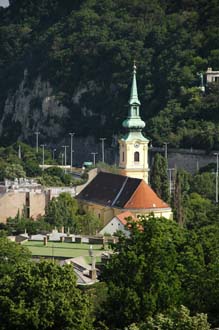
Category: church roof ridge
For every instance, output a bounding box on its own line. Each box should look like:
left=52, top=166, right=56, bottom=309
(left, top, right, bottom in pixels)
left=124, top=180, right=170, bottom=210
left=77, top=172, right=169, bottom=211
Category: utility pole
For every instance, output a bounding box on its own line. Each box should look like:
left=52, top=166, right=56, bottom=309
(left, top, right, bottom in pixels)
left=163, top=142, right=169, bottom=161
left=168, top=168, right=175, bottom=196
left=40, top=144, right=46, bottom=170
left=62, top=145, right=69, bottom=173
left=69, top=133, right=75, bottom=171
left=52, top=148, right=56, bottom=161
left=18, top=144, right=21, bottom=159
left=100, top=138, right=106, bottom=163
left=35, top=131, right=40, bottom=153
left=91, top=152, right=98, bottom=166
left=214, top=153, right=219, bottom=203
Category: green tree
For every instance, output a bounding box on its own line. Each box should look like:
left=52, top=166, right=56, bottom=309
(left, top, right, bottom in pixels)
left=195, top=224, right=219, bottom=325
left=184, top=193, right=217, bottom=229
left=4, top=163, right=26, bottom=179
left=150, top=153, right=169, bottom=202
left=0, top=237, right=31, bottom=276
left=173, top=169, right=191, bottom=226
left=76, top=212, right=101, bottom=235
left=0, top=260, right=93, bottom=330
left=127, top=305, right=210, bottom=330
left=101, top=215, right=203, bottom=328
left=44, top=192, right=79, bottom=230
left=6, top=214, right=51, bottom=235
left=190, top=172, right=215, bottom=200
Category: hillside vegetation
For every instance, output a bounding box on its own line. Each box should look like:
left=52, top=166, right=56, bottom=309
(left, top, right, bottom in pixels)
left=0, top=0, right=219, bottom=150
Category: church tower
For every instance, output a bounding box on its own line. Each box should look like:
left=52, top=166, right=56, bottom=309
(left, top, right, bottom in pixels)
left=119, top=63, right=149, bottom=183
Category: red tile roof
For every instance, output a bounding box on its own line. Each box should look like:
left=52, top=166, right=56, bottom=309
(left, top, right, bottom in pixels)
left=116, top=211, right=136, bottom=225
left=77, top=171, right=170, bottom=210
left=124, top=180, right=169, bottom=209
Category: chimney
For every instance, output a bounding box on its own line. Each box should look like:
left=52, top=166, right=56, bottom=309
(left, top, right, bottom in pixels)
left=89, top=256, right=97, bottom=281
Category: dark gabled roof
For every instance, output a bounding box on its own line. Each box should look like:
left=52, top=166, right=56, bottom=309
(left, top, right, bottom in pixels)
left=76, top=171, right=141, bottom=208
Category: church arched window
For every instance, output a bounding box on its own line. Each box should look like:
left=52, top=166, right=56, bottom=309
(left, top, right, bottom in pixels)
left=134, top=151, right=140, bottom=162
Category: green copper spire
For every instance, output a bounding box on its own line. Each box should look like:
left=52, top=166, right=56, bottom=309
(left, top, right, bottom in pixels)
left=129, top=61, right=141, bottom=106
left=122, top=62, right=145, bottom=131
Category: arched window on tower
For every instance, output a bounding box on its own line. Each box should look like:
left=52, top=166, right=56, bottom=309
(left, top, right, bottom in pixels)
left=134, top=151, right=140, bottom=162
left=133, top=106, right=137, bottom=116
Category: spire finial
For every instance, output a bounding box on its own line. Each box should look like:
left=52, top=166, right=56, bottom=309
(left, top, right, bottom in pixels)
left=133, top=60, right=137, bottom=74
left=122, top=61, right=145, bottom=130
left=129, top=61, right=140, bottom=106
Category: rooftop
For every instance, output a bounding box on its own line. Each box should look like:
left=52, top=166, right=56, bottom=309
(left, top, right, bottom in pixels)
left=77, top=172, right=170, bottom=210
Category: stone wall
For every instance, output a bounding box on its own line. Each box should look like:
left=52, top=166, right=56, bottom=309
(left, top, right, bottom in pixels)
left=149, top=147, right=216, bottom=174
left=0, top=190, right=48, bottom=223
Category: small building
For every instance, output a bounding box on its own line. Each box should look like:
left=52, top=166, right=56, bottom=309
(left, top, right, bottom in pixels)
left=206, top=67, right=219, bottom=83
left=76, top=171, right=172, bottom=225
left=99, top=211, right=136, bottom=236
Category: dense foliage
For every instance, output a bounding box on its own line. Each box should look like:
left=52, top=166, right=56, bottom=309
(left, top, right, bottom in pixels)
left=150, top=153, right=169, bottom=201
left=0, top=142, right=84, bottom=186
left=0, top=238, right=93, bottom=330
left=0, top=0, right=219, bottom=149
left=100, top=214, right=219, bottom=329
left=126, top=306, right=210, bottom=330
left=44, top=192, right=101, bottom=234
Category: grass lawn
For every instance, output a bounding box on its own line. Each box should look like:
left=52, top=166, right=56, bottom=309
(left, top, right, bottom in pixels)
left=23, top=241, right=105, bottom=259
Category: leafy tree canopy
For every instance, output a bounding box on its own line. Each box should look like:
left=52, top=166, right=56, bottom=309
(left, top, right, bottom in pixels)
left=0, top=260, right=93, bottom=330
left=0, top=0, right=219, bottom=148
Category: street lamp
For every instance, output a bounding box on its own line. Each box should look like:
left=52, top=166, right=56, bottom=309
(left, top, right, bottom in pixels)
left=163, top=142, right=169, bottom=160
left=40, top=144, right=46, bottom=170
left=35, top=131, right=40, bottom=153
left=168, top=168, right=175, bottom=196
left=91, top=152, right=98, bottom=166
left=62, top=145, right=69, bottom=173
left=18, top=144, right=21, bottom=159
left=214, top=153, right=219, bottom=203
left=69, top=133, right=75, bottom=170
left=52, top=148, right=56, bottom=161
left=100, top=138, right=106, bottom=163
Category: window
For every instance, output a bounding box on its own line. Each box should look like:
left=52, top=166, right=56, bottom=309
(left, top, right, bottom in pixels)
left=133, top=106, right=137, bottom=116
left=122, top=151, right=124, bottom=162
left=134, top=151, right=140, bottom=162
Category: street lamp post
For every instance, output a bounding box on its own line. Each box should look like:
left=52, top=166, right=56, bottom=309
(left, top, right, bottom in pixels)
left=163, top=142, right=169, bottom=161
left=91, top=152, right=98, bottom=166
left=40, top=144, right=46, bottom=170
left=214, top=153, right=219, bottom=203
left=100, top=138, right=106, bottom=163
left=35, top=131, right=40, bottom=153
left=62, top=145, right=69, bottom=173
left=168, top=168, right=175, bottom=196
left=69, top=133, right=75, bottom=171
left=52, top=148, right=56, bottom=161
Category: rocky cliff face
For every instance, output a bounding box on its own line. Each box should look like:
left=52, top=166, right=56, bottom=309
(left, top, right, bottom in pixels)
left=0, top=69, right=69, bottom=142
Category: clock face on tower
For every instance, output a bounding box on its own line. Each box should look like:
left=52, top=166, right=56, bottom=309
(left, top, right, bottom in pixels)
left=134, top=143, right=140, bottom=148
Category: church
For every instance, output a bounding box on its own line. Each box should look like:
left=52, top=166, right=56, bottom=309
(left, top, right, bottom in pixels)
left=76, top=64, right=172, bottom=224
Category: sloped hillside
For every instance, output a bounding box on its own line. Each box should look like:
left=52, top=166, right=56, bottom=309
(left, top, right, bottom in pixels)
left=0, top=0, right=219, bottom=150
